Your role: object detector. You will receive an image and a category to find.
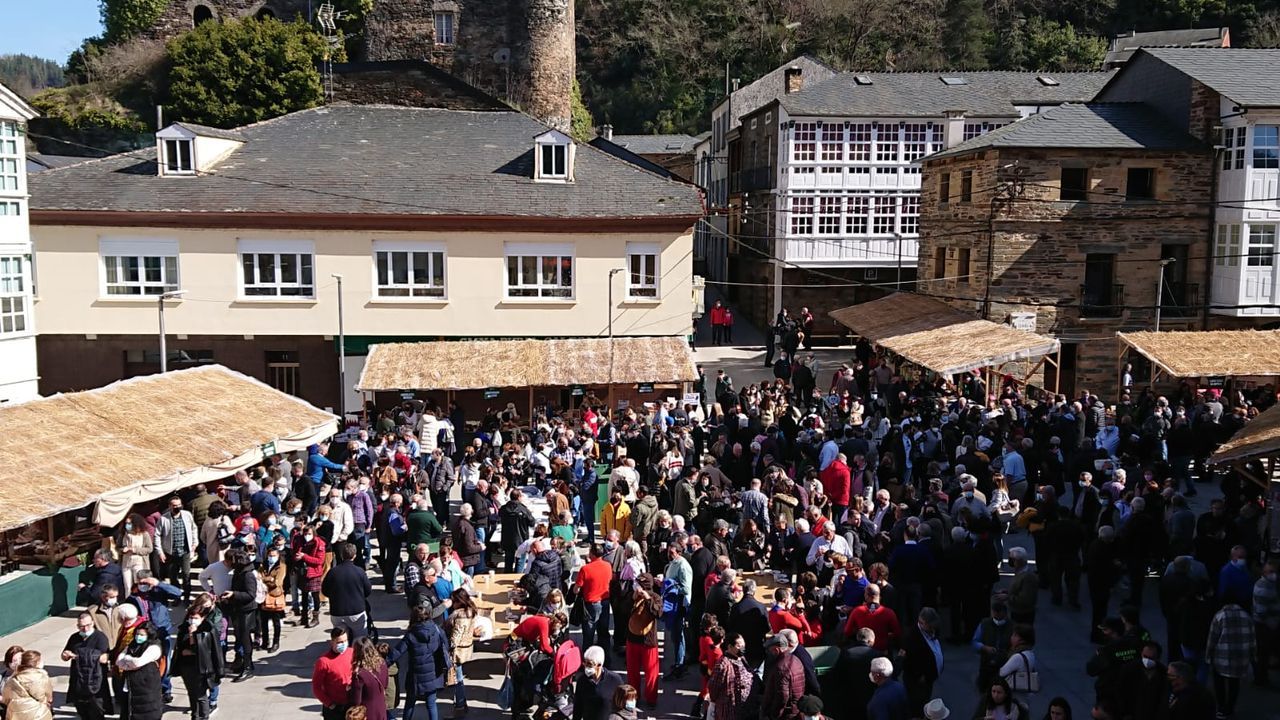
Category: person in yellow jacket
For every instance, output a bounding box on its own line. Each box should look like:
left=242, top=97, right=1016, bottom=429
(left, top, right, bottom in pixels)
left=600, top=491, right=633, bottom=543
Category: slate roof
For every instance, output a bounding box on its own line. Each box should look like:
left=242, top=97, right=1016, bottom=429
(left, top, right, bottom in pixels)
left=1104, top=27, right=1228, bottom=66
left=778, top=71, right=1113, bottom=119
left=609, top=134, right=698, bottom=154
left=27, top=105, right=704, bottom=219
left=926, top=102, right=1207, bottom=160
left=1139, top=47, right=1280, bottom=108
left=26, top=154, right=90, bottom=172
left=721, top=56, right=839, bottom=127
left=169, top=122, right=246, bottom=142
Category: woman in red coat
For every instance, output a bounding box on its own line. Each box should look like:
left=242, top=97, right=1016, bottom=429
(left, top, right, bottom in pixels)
left=293, top=524, right=326, bottom=628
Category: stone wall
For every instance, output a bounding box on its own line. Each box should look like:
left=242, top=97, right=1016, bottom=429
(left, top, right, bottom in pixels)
left=329, top=61, right=509, bottom=110
left=518, top=0, right=574, bottom=130
left=919, top=147, right=1214, bottom=397
left=363, top=0, right=436, bottom=61
left=144, top=0, right=309, bottom=41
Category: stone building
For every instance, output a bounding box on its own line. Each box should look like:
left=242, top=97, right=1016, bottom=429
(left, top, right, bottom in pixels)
left=918, top=103, right=1211, bottom=397
left=144, top=0, right=311, bottom=39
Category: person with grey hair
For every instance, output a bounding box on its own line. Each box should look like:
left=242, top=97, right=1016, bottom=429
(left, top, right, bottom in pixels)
left=1006, top=547, right=1038, bottom=626
left=805, top=519, right=852, bottom=570
left=728, top=579, right=770, bottom=667
left=1086, top=525, right=1123, bottom=641
left=779, top=628, right=822, bottom=697
left=836, top=626, right=882, bottom=718
left=867, top=656, right=908, bottom=720
left=574, top=645, right=623, bottom=720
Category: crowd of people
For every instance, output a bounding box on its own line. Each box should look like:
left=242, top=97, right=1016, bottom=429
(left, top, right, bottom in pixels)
left=2, top=334, right=1279, bottom=720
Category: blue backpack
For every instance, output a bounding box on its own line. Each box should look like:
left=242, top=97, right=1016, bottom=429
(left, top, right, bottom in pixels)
left=660, top=578, right=685, bottom=616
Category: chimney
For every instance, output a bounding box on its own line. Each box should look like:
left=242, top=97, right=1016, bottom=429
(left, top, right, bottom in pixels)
left=524, top=0, right=576, bottom=133
left=601, top=124, right=613, bottom=140
left=785, top=66, right=803, bottom=94
left=943, top=110, right=966, bottom=148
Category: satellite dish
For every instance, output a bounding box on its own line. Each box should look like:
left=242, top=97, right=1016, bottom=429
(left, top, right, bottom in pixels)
left=493, top=48, right=511, bottom=63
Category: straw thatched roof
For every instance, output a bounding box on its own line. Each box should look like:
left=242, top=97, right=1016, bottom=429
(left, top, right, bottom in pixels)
left=0, top=365, right=338, bottom=532
left=1212, top=402, right=1280, bottom=464
left=1118, top=330, right=1280, bottom=378
left=829, top=293, right=1060, bottom=376
left=356, top=337, right=699, bottom=391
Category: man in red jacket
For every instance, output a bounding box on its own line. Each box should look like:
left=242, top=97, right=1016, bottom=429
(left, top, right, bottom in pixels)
left=843, top=583, right=902, bottom=653
left=709, top=299, right=726, bottom=345
left=768, top=587, right=821, bottom=645
left=311, top=628, right=354, bottom=720
left=820, top=453, right=853, bottom=526
left=575, top=544, right=615, bottom=661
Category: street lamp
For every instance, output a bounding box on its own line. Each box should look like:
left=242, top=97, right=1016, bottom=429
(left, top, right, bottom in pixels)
left=607, top=267, right=625, bottom=412
left=332, top=273, right=346, bottom=420
left=157, top=290, right=186, bottom=373
left=1154, top=258, right=1176, bottom=333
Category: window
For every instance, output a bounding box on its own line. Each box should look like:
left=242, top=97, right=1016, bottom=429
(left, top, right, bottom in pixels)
left=505, top=244, right=573, bottom=299
left=957, top=248, right=971, bottom=284
left=1248, top=225, right=1276, bottom=267
left=1215, top=224, right=1241, bottom=267
left=849, top=124, right=872, bottom=162
left=239, top=241, right=314, bottom=298
left=820, top=125, right=844, bottom=162
left=100, top=239, right=179, bottom=296
left=626, top=243, right=659, bottom=299
left=939, top=173, right=951, bottom=204
left=1223, top=128, right=1237, bottom=171
left=963, top=122, right=1006, bottom=141
left=933, top=247, right=947, bottom=280
left=163, top=139, right=194, bottom=175
left=0, top=122, right=18, bottom=191
left=792, top=123, right=817, bottom=162
left=540, top=144, right=567, bottom=178
left=0, top=121, right=17, bottom=157
left=846, top=194, right=870, bottom=234
left=0, top=257, right=27, bottom=334
left=902, top=123, right=928, bottom=162
left=789, top=195, right=815, bottom=235
left=872, top=195, right=896, bottom=234
left=1082, top=253, right=1118, bottom=317
left=375, top=244, right=446, bottom=298
left=817, top=195, right=842, bottom=234
left=959, top=170, right=973, bottom=203
left=1060, top=167, right=1088, bottom=201
left=0, top=201, right=19, bottom=216
left=1125, top=168, right=1155, bottom=200
left=1254, top=125, right=1279, bottom=169
left=899, top=195, right=920, bottom=234
left=874, top=125, right=899, bottom=163
left=1234, top=126, right=1246, bottom=170
left=434, top=11, right=455, bottom=45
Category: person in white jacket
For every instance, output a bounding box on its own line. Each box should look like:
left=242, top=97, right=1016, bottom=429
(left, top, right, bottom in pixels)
left=327, top=494, right=354, bottom=545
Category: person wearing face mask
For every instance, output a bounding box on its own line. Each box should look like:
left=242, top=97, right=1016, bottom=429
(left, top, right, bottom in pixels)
left=155, top=497, right=197, bottom=602
left=1114, top=641, right=1166, bottom=720
left=1205, top=595, right=1255, bottom=719
left=574, top=646, right=623, bottom=720
left=1, top=651, right=52, bottom=720
left=605, top=683, right=639, bottom=720
left=115, top=622, right=164, bottom=720
left=63, top=613, right=110, bottom=720
left=174, top=609, right=223, bottom=720
left=78, top=550, right=125, bottom=608
left=294, top=524, right=327, bottom=628
left=258, top=544, right=288, bottom=653
left=218, top=549, right=261, bottom=683
left=313, top=628, right=354, bottom=720
left=117, top=513, right=154, bottom=597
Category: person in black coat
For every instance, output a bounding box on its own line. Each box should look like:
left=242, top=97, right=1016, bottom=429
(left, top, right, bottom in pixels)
left=572, top=646, right=623, bottom=720
left=322, top=542, right=373, bottom=637
left=63, top=612, right=111, bottom=720
left=500, top=491, right=536, bottom=572
left=174, top=606, right=224, bottom=720
left=115, top=621, right=165, bottom=720
left=389, top=605, right=452, bottom=720
left=219, top=548, right=260, bottom=681
left=529, top=542, right=565, bottom=593
left=78, top=549, right=124, bottom=607
left=834, top=628, right=882, bottom=720
left=727, top=580, right=771, bottom=668
left=899, top=608, right=942, bottom=713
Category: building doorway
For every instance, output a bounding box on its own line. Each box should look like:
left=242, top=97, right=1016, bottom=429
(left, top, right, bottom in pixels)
left=266, top=350, right=300, bottom=396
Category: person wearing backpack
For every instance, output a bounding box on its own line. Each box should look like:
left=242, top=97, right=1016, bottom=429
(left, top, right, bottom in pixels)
left=379, top=494, right=410, bottom=594
left=323, top=542, right=373, bottom=640
left=218, top=548, right=260, bottom=683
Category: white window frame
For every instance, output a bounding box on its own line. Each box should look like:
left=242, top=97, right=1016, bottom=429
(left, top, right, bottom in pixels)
left=1247, top=224, right=1276, bottom=267
left=372, top=240, right=447, bottom=300
left=625, top=242, right=659, bottom=300
left=0, top=201, right=20, bottom=216
left=0, top=122, right=19, bottom=193
left=0, top=255, right=30, bottom=336
left=237, top=239, right=316, bottom=298
left=1215, top=224, right=1241, bottom=267
left=434, top=11, right=456, bottom=45
left=162, top=138, right=195, bottom=175
left=504, top=242, right=574, bottom=300
left=1254, top=125, right=1280, bottom=170
left=99, top=238, right=180, bottom=298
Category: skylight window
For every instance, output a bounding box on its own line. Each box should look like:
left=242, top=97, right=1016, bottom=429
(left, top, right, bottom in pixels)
left=940, top=76, right=968, bottom=86
left=854, top=75, right=874, bottom=86
left=1037, top=75, right=1060, bottom=86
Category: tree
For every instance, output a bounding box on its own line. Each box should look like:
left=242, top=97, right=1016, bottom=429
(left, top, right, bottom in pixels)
left=101, top=0, right=170, bottom=44
left=570, top=78, right=594, bottom=141
left=0, top=55, right=65, bottom=97
left=943, top=0, right=992, bottom=69
left=1017, top=17, right=1106, bottom=71
left=165, top=16, right=327, bottom=128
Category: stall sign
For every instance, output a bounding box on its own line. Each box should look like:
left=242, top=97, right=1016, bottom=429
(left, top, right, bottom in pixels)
left=1207, top=376, right=1227, bottom=389
left=261, top=441, right=277, bottom=457
left=637, top=383, right=655, bottom=394
left=571, top=385, right=585, bottom=397
left=484, top=387, right=501, bottom=400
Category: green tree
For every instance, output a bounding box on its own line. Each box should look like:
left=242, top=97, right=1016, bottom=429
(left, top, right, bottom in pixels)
left=1018, top=17, right=1106, bottom=71
left=570, top=78, right=594, bottom=141
left=101, top=0, right=170, bottom=44
left=0, top=54, right=65, bottom=97
left=165, top=16, right=327, bottom=128
left=943, top=0, right=993, bottom=68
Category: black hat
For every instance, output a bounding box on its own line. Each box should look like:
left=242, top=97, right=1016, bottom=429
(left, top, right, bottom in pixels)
left=798, top=696, right=823, bottom=714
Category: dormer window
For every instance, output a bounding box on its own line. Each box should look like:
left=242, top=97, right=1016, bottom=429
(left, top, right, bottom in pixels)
left=163, top=139, right=194, bottom=175
left=533, top=129, right=574, bottom=183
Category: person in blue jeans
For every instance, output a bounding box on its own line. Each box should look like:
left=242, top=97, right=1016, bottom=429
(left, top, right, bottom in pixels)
left=445, top=589, right=477, bottom=715
left=661, top=537, right=693, bottom=680
left=389, top=605, right=452, bottom=720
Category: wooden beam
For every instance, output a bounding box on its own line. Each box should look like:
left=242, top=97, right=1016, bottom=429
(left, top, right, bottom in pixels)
left=1234, top=460, right=1270, bottom=491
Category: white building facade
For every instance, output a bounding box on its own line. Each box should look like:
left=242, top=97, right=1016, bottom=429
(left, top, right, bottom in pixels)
left=0, top=84, right=39, bottom=403
left=1212, top=109, right=1280, bottom=316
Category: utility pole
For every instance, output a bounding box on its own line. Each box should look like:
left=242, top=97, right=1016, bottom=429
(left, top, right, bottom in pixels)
left=607, top=267, right=624, bottom=415
left=982, top=162, right=1027, bottom=319
left=894, top=232, right=903, bottom=289
left=332, top=274, right=346, bottom=420
left=157, top=290, right=186, bottom=373
left=1154, top=258, right=1175, bottom=332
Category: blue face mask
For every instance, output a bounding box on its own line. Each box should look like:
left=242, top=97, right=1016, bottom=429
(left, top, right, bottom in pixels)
left=79, top=629, right=93, bottom=638
left=625, top=700, right=637, bottom=710
left=334, top=642, right=348, bottom=654
left=134, top=633, right=149, bottom=644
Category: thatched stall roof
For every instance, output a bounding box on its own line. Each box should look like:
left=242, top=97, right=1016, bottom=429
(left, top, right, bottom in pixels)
left=356, top=337, right=699, bottom=391
left=829, top=294, right=1060, bottom=376
left=0, top=365, right=338, bottom=532
left=1212, top=402, right=1280, bottom=465
left=1117, top=330, right=1280, bottom=378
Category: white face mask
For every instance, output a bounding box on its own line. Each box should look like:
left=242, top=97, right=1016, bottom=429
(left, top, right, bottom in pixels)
left=1141, top=657, right=1156, bottom=669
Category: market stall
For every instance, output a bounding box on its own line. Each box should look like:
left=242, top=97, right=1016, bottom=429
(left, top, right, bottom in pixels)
left=829, top=293, right=1062, bottom=391
left=0, top=365, right=338, bottom=634
left=1212, top=402, right=1280, bottom=551
left=1116, top=329, right=1280, bottom=391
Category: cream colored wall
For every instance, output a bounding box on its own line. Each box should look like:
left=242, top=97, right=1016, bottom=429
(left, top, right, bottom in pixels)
left=32, top=225, right=696, bottom=338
